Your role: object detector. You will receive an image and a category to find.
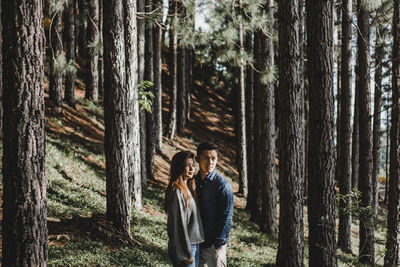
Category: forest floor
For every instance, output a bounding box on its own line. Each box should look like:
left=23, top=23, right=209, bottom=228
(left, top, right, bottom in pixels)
left=0, top=76, right=389, bottom=266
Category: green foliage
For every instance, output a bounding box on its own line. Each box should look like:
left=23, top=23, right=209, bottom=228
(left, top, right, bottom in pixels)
left=87, top=36, right=103, bottom=57
left=138, top=81, right=155, bottom=113
left=49, top=0, right=68, bottom=15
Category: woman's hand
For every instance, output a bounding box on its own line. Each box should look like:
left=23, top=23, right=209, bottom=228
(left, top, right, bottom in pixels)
left=182, top=257, right=194, bottom=264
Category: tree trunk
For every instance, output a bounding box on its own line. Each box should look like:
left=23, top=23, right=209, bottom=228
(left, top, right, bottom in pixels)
left=337, top=0, right=353, bottom=254
left=384, top=109, right=390, bottom=204
left=103, top=0, right=133, bottom=237
left=237, top=1, right=248, bottom=197
left=276, top=0, right=304, bottom=266
left=249, top=30, right=262, bottom=221
left=145, top=0, right=155, bottom=180
left=153, top=0, right=163, bottom=152
left=258, top=0, right=276, bottom=235
left=86, top=0, right=99, bottom=102
left=177, top=46, right=187, bottom=135
left=299, top=0, right=308, bottom=201
left=49, top=8, right=63, bottom=106
left=384, top=0, right=400, bottom=265
left=2, top=0, right=48, bottom=265
left=372, top=26, right=384, bottom=215
left=137, top=0, right=147, bottom=186
left=356, top=0, right=374, bottom=264
left=352, top=78, right=360, bottom=190
left=123, top=0, right=142, bottom=211
left=65, top=0, right=76, bottom=107
left=306, top=1, right=337, bottom=265
left=0, top=0, right=3, bottom=139
left=98, top=0, right=104, bottom=97
left=77, top=0, right=87, bottom=59
left=165, top=0, right=178, bottom=139
left=245, top=32, right=255, bottom=212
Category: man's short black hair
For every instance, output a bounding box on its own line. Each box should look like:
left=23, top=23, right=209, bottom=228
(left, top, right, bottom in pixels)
left=197, top=142, right=219, bottom=156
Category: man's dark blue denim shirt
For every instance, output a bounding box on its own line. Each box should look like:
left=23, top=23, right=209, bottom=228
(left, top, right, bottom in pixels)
left=195, top=170, right=233, bottom=250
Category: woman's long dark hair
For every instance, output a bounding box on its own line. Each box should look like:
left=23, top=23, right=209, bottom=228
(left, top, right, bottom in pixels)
left=165, top=151, right=197, bottom=212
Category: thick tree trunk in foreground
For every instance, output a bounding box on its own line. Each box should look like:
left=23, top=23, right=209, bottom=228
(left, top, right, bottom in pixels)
left=337, top=0, right=353, bottom=253
left=356, top=0, right=375, bottom=264
left=306, top=0, right=337, bottom=265
left=276, top=0, right=304, bottom=266
left=384, top=0, right=400, bottom=265
left=2, top=0, right=48, bottom=265
left=49, top=8, right=63, bottom=106
left=65, top=0, right=76, bottom=107
left=103, top=0, right=134, bottom=237
left=86, top=0, right=99, bottom=102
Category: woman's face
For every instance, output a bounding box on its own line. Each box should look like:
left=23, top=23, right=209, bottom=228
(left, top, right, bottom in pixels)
left=182, top=158, right=195, bottom=180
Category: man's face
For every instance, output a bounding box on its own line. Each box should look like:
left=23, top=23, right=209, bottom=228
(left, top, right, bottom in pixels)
left=197, top=149, right=218, bottom=176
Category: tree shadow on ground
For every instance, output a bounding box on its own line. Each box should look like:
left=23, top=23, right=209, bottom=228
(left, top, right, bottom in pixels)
left=48, top=213, right=169, bottom=266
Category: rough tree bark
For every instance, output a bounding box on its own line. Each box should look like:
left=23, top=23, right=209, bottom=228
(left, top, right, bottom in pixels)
left=356, top=0, right=375, bottom=264
left=86, top=0, right=99, bottom=102
left=65, top=0, right=76, bottom=107
left=276, top=0, right=304, bottom=265
left=384, top=0, right=400, bottom=265
left=306, top=0, right=337, bottom=265
left=2, top=0, right=48, bottom=264
left=103, top=0, right=134, bottom=237
left=124, top=0, right=142, bottom=211
left=337, top=0, right=353, bottom=254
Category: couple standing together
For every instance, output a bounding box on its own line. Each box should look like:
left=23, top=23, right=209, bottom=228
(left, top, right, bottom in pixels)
left=165, top=142, right=234, bottom=267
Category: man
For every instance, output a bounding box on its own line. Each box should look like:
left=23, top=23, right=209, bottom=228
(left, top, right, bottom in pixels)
left=195, top=142, right=234, bottom=267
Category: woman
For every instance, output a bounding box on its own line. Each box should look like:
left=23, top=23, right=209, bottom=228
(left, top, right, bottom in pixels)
left=165, top=151, right=204, bottom=267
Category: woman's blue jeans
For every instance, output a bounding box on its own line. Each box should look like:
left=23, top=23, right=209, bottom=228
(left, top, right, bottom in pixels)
left=186, top=244, right=200, bottom=267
